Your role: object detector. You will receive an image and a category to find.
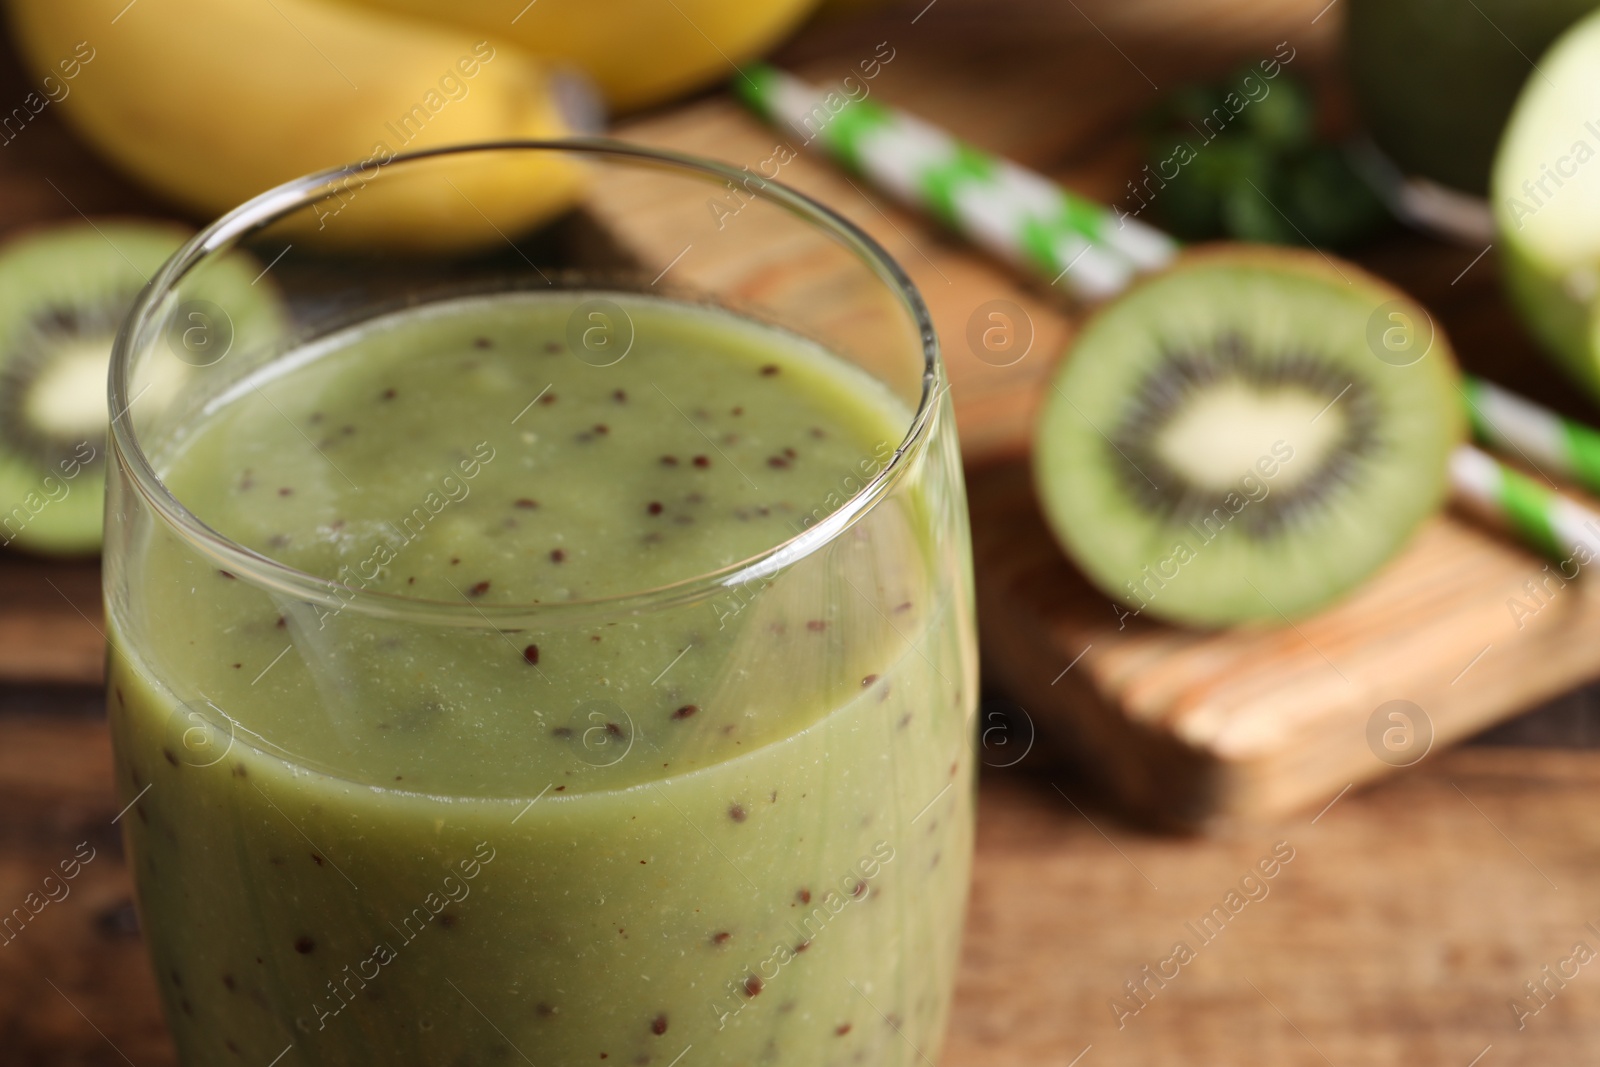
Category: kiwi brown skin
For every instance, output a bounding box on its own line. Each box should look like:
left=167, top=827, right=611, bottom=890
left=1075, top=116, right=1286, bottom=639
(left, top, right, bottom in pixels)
left=1034, top=242, right=1465, bottom=629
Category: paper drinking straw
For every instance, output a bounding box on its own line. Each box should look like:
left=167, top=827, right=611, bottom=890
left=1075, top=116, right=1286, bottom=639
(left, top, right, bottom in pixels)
left=1463, top=375, right=1600, bottom=499
left=736, top=66, right=1600, bottom=565
left=1450, top=446, right=1600, bottom=562
left=734, top=63, right=1178, bottom=299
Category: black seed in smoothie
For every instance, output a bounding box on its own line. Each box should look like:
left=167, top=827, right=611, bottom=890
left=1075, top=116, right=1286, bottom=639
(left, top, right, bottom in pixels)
left=651, top=1014, right=668, bottom=1035
left=835, top=1022, right=852, bottom=1035
left=672, top=704, right=698, bottom=720
left=309, top=854, right=324, bottom=866
left=552, top=727, right=573, bottom=738
left=232, top=764, right=248, bottom=778
left=760, top=364, right=780, bottom=376
left=523, top=644, right=540, bottom=665
left=806, top=620, right=827, bottom=632
left=380, top=388, right=397, bottom=400
left=226, top=1039, right=241, bottom=1054
left=163, top=748, right=178, bottom=767
left=436, top=913, right=457, bottom=929
left=275, top=616, right=287, bottom=629
left=692, top=455, right=710, bottom=468
left=294, top=936, right=315, bottom=954
left=895, top=600, right=914, bottom=614
left=661, top=455, right=679, bottom=466
left=711, top=931, right=731, bottom=945
left=797, top=888, right=811, bottom=904
left=515, top=498, right=539, bottom=509
left=231, top=663, right=242, bottom=670
left=861, top=674, right=879, bottom=687
left=474, top=336, right=492, bottom=349
left=795, top=940, right=810, bottom=952
left=647, top=502, right=663, bottom=516
left=278, top=488, right=293, bottom=497
left=222, top=974, right=236, bottom=991
left=541, top=393, right=558, bottom=405
left=728, top=804, right=747, bottom=823
left=595, top=424, right=609, bottom=435
left=468, top=580, right=491, bottom=597
left=550, top=549, right=567, bottom=563
left=744, top=975, right=764, bottom=996
left=810, top=427, right=826, bottom=439
left=605, top=722, right=624, bottom=738
left=218, top=570, right=236, bottom=580
left=613, top=390, right=628, bottom=403
left=897, top=712, right=913, bottom=730
left=115, top=687, right=125, bottom=709
left=450, top=557, right=461, bottom=566
left=543, top=340, right=562, bottom=354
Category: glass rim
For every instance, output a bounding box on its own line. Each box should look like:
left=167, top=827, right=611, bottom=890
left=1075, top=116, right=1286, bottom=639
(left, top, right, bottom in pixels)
left=108, top=138, right=944, bottom=627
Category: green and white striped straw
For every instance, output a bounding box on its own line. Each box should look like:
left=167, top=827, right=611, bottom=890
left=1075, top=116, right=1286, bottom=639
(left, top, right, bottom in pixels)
left=736, top=65, right=1600, bottom=565
left=1451, top=445, right=1600, bottom=562
left=735, top=64, right=1177, bottom=299
left=1464, top=374, right=1600, bottom=499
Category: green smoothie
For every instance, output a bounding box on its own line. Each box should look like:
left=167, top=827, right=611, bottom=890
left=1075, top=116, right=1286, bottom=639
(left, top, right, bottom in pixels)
left=107, top=291, right=976, bottom=1066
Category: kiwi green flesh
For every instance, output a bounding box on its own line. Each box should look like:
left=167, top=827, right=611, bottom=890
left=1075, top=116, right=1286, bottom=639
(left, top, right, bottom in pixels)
left=1035, top=253, right=1462, bottom=628
left=0, top=221, right=282, bottom=556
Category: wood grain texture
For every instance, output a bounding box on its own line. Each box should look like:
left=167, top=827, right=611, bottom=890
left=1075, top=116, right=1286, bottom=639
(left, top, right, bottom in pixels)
left=3, top=711, right=1597, bottom=1066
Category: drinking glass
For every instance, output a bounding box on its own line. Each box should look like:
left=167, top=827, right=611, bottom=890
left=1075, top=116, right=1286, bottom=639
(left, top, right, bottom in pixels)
left=104, top=141, right=977, bottom=1066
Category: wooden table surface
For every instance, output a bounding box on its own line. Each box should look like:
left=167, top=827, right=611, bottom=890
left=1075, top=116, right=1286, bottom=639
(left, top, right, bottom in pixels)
left=5, top=1, right=1600, bottom=1064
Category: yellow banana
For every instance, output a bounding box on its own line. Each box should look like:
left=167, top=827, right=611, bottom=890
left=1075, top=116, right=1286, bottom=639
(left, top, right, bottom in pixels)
left=6, top=0, right=585, bottom=249
left=336, top=0, right=824, bottom=113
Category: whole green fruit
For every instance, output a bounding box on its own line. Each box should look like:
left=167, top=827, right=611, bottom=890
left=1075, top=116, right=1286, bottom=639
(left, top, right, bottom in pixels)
left=1349, top=0, right=1599, bottom=195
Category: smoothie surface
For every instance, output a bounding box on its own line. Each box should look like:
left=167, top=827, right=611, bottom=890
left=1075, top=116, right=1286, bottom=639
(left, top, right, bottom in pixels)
left=166, top=291, right=908, bottom=604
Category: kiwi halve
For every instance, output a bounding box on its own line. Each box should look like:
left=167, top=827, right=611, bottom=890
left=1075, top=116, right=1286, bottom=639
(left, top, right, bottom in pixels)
left=1035, top=246, right=1463, bottom=628
left=0, top=221, right=281, bottom=556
